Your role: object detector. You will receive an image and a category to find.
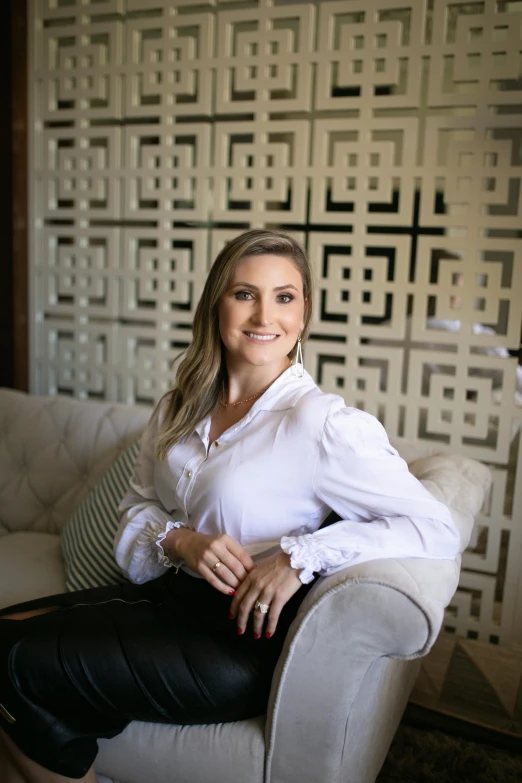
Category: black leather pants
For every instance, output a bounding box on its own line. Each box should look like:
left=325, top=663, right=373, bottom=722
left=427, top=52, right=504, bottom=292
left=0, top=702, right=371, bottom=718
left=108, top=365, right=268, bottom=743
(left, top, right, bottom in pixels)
left=0, top=568, right=317, bottom=778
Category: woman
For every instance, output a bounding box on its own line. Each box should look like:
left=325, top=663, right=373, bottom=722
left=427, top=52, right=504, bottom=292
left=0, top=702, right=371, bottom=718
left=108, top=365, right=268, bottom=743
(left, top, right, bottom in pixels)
left=0, top=229, right=460, bottom=783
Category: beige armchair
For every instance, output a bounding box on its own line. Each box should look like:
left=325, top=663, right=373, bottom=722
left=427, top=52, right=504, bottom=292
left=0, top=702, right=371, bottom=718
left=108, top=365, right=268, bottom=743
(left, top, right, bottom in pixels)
left=0, top=387, right=491, bottom=783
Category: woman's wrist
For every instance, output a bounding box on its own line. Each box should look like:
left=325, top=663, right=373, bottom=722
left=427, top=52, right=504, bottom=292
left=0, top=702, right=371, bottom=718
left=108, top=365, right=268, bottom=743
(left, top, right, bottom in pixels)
left=163, top=526, right=195, bottom=563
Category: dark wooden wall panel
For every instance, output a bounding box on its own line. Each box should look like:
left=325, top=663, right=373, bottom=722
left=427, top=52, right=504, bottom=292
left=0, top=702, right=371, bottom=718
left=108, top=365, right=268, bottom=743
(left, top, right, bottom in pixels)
left=0, top=1, right=14, bottom=388
left=11, top=0, right=29, bottom=391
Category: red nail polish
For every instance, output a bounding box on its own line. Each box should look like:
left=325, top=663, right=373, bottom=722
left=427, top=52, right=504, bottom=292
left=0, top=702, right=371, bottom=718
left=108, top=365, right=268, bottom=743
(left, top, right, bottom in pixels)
left=265, top=632, right=272, bottom=639
left=229, top=590, right=235, bottom=595
left=228, top=613, right=234, bottom=619
left=253, top=633, right=260, bottom=640
left=237, top=627, right=243, bottom=635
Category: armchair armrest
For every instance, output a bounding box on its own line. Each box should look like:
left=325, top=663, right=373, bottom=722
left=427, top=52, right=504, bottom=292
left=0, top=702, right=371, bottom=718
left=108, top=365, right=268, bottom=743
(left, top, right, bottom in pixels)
left=264, top=555, right=460, bottom=783
left=408, top=452, right=492, bottom=553
left=264, top=450, right=491, bottom=782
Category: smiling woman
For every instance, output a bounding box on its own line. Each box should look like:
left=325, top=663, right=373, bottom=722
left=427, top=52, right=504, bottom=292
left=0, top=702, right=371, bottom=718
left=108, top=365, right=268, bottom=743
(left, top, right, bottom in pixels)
left=0, top=229, right=460, bottom=783
left=218, top=254, right=306, bottom=402
left=153, top=229, right=313, bottom=458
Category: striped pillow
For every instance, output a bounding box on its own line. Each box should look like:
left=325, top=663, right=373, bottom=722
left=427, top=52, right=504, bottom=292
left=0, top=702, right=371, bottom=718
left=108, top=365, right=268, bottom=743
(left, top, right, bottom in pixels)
left=61, top=441, right=140, bottom=591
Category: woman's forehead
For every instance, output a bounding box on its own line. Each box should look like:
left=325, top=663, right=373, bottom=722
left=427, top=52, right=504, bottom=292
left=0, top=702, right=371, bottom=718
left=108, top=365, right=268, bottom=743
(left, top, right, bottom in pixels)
left=231, top=254, right=302, bottom=279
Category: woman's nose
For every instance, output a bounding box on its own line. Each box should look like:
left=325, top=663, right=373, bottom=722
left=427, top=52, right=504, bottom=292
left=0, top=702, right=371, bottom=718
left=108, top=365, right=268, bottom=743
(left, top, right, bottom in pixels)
left=252, top=297, right=274, bottom=325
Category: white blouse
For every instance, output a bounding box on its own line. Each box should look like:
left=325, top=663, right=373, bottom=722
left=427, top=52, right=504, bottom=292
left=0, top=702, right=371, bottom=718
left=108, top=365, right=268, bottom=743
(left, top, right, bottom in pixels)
left=114, top=365, right=460, bottom=585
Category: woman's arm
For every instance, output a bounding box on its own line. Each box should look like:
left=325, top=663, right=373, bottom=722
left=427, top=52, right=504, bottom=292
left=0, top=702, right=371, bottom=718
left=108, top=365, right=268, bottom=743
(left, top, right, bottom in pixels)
left=280, top=405, right=461, bottom=584
left=114, top=404, right=190, bottom=584
left=114, top=403, right=256, bottom=591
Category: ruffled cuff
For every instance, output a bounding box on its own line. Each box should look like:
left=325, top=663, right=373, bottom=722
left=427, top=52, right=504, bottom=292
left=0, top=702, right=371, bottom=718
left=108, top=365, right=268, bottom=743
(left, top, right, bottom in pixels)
left=280, top=533, right=323, bottom=584
left=155, top=521, right=191, bottom=569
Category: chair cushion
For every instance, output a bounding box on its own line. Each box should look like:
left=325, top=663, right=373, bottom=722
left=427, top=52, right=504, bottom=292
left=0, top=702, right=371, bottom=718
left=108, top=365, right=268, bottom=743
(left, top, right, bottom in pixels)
left=96, top=715, right=265, bottom=783
left=61, top=441, right=140, bottom=591
left=0, top=532, right=66, bottom=609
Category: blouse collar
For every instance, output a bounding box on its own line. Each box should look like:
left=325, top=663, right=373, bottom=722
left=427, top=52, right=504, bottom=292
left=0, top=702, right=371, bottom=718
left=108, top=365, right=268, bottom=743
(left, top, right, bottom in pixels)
left=193, top=364, right=316, bottom=443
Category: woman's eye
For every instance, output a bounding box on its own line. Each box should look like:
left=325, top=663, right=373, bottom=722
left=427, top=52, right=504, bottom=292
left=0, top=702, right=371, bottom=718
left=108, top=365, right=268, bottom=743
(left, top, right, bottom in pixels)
left=234, top=291, right=294, bottom=303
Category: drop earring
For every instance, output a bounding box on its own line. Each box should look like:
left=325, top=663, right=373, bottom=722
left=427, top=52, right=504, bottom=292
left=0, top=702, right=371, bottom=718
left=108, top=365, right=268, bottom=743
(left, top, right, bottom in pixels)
left=293, top=332, right=304, bottom=378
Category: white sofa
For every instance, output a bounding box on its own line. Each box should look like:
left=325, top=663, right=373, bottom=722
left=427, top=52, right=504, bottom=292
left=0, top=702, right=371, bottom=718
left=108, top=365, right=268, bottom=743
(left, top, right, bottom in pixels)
left=0, top=388, right=491, bottom=783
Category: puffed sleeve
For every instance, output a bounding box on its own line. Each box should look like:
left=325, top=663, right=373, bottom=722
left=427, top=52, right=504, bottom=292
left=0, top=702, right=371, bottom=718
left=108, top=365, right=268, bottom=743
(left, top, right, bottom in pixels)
left=280, top=405, right=460, bottom=584
left=113, top=402, right=190, bottom=584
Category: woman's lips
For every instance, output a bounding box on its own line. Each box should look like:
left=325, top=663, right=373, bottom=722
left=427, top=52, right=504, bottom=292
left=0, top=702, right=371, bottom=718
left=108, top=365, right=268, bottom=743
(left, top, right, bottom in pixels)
left=242, top=331, right=280, bottom=343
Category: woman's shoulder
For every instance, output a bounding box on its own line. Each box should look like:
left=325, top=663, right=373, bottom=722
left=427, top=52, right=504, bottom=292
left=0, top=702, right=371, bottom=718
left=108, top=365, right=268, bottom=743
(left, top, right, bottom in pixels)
left=288, top=384, right=344, bottom=440
left=292, top=384, right=341, bottom=415
left=290, top=384, right=388, bottom=448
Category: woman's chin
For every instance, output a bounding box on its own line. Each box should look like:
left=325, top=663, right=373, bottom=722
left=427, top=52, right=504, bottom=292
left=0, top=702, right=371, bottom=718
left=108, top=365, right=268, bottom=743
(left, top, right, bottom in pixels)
left=231, top=351, right=290, bottom=371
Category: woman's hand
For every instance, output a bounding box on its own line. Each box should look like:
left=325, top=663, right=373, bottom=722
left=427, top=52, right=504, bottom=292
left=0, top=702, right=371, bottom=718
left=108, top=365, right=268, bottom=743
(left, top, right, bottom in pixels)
left=229, top=552, right=302, bottom=638
left=164, top=528, right=255, bottom=595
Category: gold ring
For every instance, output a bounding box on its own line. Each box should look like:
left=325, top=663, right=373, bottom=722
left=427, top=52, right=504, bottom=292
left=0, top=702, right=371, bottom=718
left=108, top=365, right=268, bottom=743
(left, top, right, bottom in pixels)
left=212, top=561, right=222, bottom=572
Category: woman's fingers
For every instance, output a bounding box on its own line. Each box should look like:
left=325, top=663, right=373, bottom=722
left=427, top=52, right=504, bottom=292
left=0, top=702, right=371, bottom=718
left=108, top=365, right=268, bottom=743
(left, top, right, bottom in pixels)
left=204, top=558, right=239, bottom=590
left=181, top=532, right=254, bottom=592
left=250, top=597, right=271, bottom=638
left=200, top=564, right=237, bottom=595
left=228, top=575, right=251, bottom=618
left=254, top=595, right=285, bottom=639
left=203, top=534, right=254, bottom=584
left=230, top=553, right=303, bottom=638
left=236, top=590, right=284, bottom=638
left=234, top=585, right=260, bottom=632
left=226, top=539, right=256, bottom=573
left=209, top=548, right=248, bottom=585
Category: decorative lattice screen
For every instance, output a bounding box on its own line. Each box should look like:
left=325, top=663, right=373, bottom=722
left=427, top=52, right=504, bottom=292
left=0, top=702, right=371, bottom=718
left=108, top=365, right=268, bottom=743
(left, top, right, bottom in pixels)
left=31, top=0, right=522, bottom=644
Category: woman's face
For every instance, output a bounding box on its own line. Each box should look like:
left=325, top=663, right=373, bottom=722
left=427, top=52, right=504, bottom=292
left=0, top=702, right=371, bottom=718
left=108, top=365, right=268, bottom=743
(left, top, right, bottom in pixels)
left=218, top=254, right=306, bottom=372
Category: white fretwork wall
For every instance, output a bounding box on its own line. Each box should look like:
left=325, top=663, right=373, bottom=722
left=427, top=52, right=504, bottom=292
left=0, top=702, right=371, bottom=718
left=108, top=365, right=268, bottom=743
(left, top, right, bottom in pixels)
left=31, top=0, right=522, bottom=644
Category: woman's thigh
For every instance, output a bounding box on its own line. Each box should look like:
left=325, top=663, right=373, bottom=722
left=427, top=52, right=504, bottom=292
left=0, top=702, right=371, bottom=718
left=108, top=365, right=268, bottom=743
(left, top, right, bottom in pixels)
left=1, top=575, right=269, bottom=728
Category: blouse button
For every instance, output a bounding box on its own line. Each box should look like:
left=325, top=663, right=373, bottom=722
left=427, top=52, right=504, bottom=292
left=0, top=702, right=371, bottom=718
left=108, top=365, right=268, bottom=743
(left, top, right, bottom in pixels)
left=186, top=470, right=192, bottom=478
left=214, top=441, right=219, bottom=447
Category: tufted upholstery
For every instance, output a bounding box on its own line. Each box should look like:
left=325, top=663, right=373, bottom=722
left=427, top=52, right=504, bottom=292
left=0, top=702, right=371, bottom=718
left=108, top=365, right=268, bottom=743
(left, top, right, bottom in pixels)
left=0, top=387, right=491, bottom=783
left=0, top=388, right=150, bottom=537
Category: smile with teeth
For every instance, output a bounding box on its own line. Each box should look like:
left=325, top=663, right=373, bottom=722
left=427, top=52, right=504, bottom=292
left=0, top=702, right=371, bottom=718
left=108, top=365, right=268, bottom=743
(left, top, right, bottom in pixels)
left=244, top=332, right=279, bottom=342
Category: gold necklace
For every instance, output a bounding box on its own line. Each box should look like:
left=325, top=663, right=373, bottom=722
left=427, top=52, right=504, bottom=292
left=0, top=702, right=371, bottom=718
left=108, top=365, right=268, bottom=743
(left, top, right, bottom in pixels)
left=221, top=358, right=293, bottom=408
left=220, top=385, right=271, bottom=407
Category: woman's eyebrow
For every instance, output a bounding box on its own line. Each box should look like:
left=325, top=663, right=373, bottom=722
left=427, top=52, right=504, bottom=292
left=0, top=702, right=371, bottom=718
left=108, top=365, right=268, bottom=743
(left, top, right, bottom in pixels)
left=231, top=282, right=299, bottom=292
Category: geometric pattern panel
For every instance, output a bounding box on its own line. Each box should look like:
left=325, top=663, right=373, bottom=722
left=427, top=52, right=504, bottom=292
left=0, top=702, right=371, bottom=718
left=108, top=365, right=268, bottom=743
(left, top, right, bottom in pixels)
left=31, top=0, right=522, bottom=644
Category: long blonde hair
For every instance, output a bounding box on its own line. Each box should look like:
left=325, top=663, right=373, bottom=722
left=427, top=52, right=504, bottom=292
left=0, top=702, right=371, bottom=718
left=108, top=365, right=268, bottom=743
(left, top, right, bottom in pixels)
left=155, top=228, right=313, bottom=459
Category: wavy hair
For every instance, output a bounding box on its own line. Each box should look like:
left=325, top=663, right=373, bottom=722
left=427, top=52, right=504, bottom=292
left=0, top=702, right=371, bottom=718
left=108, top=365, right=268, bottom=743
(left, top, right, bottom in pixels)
left=154, top=229, right=313, bottom=459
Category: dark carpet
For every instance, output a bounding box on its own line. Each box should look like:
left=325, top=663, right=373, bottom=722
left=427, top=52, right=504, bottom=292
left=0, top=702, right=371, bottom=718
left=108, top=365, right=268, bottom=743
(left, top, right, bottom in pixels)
left=377, top=724, right=522, bottom=783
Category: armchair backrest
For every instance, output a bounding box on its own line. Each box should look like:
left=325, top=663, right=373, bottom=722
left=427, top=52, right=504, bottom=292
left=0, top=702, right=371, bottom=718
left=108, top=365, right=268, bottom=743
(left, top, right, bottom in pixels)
left=0, top=389, right=490, bottom=553
left=0, top=388, right=151, bottom=537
